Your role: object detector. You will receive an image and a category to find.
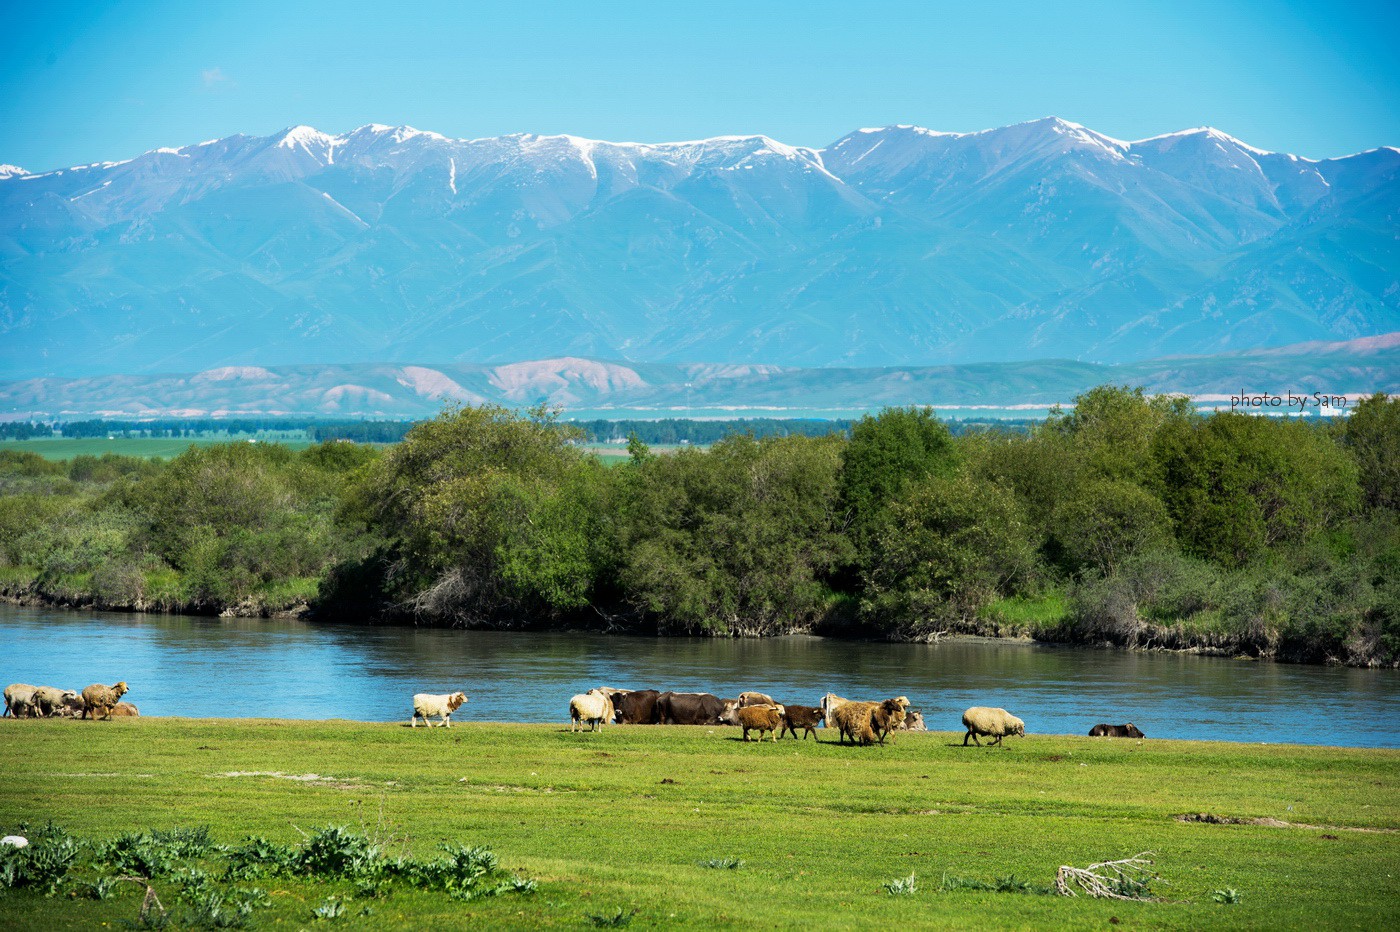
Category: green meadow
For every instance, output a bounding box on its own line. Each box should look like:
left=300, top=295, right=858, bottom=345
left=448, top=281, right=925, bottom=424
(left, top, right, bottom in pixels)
left=0, top=719, right=1395, bottom=929
left=0, top=437, right=320, bottom=460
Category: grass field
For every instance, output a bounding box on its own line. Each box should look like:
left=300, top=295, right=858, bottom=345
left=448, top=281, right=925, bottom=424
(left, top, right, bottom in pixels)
left=0, top=437, right=320, bottom=460
left=0, top=720, right=1395, bottom=929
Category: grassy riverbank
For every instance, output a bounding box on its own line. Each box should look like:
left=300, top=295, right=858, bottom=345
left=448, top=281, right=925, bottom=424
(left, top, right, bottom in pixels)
left=1, top=719, right=1396, bottom=929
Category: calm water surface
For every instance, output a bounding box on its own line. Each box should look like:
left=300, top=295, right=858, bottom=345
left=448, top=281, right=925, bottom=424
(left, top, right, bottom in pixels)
left=3, top=605, right=1397, bottom=747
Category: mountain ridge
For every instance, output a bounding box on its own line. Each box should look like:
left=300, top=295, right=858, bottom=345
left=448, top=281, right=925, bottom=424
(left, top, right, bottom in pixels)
left=3, top=117, right=1396, bottom=380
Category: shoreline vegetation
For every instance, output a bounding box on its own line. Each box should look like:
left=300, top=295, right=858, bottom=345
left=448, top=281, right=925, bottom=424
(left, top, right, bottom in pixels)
left=1, top=385, right=1396, bottom=668
left=0, top=720, right=1396, bottom=929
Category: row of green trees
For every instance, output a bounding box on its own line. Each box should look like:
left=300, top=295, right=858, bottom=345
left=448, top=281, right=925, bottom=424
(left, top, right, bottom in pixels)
left=1, top=387, right=1395, bottom=665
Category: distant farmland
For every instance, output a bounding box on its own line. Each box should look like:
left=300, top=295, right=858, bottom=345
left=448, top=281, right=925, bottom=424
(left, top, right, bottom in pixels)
left=0, top=436, right=320, bottom=460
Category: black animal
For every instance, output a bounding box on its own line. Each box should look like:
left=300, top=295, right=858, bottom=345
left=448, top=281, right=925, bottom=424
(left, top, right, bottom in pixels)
left=1088, top=723, right=1145, bottom=738
left=654, top=691, right=730, bottom=725
left=611, top=689, right=662, bottom=725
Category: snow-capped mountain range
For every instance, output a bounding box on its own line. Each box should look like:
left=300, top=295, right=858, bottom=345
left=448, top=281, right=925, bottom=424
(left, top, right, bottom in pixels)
left=1, top=117, right=1396, bottom=378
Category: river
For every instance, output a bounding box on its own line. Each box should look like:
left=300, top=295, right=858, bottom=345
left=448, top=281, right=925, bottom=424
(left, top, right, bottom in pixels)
left=3, top=605, right=1397, bottom=747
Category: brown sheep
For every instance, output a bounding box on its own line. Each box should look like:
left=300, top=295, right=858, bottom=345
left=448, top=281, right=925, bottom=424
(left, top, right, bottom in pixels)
left=108, top=702, right=140, bottom=717
left=871, top=700, right=907, bottom=743
left=81, top=682, right=129, bottom=721
left=779, top=704, right=824, bottom=740
left=832, top=701, right=879, bottom=745
left=833, top=699, right=907, bottom=746
left=720, top=703, right=785, bottom=742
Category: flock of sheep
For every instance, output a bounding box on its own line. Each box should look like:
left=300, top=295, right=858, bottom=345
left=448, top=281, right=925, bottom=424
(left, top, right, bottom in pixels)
left=5, top=680, right=1142, bottom=744
left=3, top=681, right=136, bottom=720
left=413, top=686, right=1115, bottom=747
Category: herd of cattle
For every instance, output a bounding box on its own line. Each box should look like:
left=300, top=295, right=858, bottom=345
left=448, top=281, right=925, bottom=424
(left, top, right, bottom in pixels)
left=3, top=681, right=136, bottom=720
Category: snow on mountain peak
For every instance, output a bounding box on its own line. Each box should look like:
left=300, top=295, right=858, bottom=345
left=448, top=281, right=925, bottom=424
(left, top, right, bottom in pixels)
left=0, top=164, right=28, bottom=179
left=1133, top=126, right=1276, bottom=158
left=277, top=125, right=335, bottom=151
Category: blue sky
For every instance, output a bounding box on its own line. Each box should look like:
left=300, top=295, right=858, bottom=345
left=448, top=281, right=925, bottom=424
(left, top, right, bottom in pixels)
left=2, top=0, right=1397, bottom=171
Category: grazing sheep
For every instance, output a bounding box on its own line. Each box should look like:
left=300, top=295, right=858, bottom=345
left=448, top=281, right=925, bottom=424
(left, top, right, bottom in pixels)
left=962, top=707, right=1025, bottom=747
left=32, top=686, right=81, bottom=718
left=779, top=704, right=824, bottom=740
left=410, top=691, right=467, bottom=728
left=872, top=700, right=907, bottom=743
left=569, top=690, right=615, bottom=733
left=108, top=702, right=140, bottom=717
left=831, top=701, right=879, bottom=745
left=4, top=684, right=37, bottom=718
left=832, top=698, right=907, bottom=746
left=820, top=692, right=849, bottom=729
left=737, top=691, right=776, bottom=708
left=81, top=682, right=129, bottom=721
left=1089, top=723, right=1145, bottom=738
left=720, top=703, right=785, bottom=742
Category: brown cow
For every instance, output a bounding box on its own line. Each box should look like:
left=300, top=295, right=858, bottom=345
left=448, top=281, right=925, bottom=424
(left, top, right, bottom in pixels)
left=612, top=689, right=661, bottom=724
left=1089, top=723, right=1145, bottom=738
left=654, top=692, right=731, bottom=725
left=779, top=704, right=824, bottom=740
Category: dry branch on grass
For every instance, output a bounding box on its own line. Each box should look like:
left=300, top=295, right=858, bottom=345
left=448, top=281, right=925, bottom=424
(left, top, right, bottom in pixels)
left=1054, top=852, right=1161, bottom=901
left=117, top=876, right=166, bottom=924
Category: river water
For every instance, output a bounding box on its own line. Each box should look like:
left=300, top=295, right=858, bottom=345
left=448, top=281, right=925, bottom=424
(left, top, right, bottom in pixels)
left=2, top=605, right=1397, bottom=747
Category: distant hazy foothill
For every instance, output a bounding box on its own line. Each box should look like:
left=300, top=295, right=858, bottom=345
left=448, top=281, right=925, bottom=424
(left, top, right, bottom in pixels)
left=1, top=335, right=1396, bottom=420
left=1, top=118, right=1397, bottom=382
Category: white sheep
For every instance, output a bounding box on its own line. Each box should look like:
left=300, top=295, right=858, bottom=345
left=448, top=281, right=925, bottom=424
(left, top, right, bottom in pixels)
left=4, top=683, right=37, bottom=718
left=962, top=706, right=1026, bottom=747
left=32, top=686, right=81, bottom=718
left=410, top=691, right=467, bottom=728
left=569, top=689, right=615, bottom=733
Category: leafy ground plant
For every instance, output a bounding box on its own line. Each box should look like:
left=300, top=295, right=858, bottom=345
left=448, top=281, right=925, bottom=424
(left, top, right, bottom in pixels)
left=0, top=819, right=534, bottom=928
left=698, top=857, right=745, bottom=870
left=939, top=873, right=1052, bottom=895
left=587, top=906, right=636, bottom=927
left=883, top=872, right=917, bottom=896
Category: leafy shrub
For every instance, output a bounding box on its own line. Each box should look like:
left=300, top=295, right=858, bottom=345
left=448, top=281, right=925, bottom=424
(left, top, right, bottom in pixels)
left=0, top=824, right=80, bottom=894
left=296, top=825, right=383, bottom=880
left=99, top=831, right=178, bottom=879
